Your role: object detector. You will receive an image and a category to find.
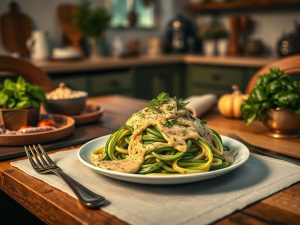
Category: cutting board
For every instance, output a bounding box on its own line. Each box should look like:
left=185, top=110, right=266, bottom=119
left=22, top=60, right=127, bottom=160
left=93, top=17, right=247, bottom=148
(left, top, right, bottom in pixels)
left=57, top=4, right=84, bottom=56
left=0, top=2, right=32, bottom=57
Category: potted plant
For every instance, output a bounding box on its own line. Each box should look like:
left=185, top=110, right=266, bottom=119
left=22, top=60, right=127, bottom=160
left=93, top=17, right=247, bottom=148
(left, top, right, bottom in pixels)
left=202, top=24, right=228, bottom=56
left=74, top=0, right=111, bottom=59
left=0, top=77, right=46, bottom=130
left=241, top=67, right=300, bottom=138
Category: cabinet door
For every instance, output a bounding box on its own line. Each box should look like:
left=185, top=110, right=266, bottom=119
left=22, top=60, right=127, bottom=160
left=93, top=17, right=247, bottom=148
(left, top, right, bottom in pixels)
left=87, top=70, right=134, bottom=96
left=51, top=69, right=134, bottom=97
left=52, top=76, right=88, bottom=91
left=186, top=65, right=253, bottom=97
left=135, top=65, right=184, bottom=99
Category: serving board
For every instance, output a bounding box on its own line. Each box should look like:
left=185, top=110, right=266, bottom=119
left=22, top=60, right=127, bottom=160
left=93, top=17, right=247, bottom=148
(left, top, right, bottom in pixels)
left=0, top=2, right=32, bottom=57
left=0, top=119, right=112, bottom=161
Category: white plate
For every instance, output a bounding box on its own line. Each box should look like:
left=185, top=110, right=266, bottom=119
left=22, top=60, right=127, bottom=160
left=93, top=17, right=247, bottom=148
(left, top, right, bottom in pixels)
left=78, top=135, right=249, bottom=185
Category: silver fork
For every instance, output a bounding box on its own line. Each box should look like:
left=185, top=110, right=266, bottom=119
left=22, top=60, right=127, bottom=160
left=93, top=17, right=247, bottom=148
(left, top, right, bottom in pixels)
left=24, top=144, right=106, bottom=209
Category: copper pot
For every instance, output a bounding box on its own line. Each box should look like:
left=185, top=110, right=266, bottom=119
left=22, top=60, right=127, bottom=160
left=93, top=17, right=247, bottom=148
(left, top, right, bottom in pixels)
left=263, top=108, right=300, bottom=138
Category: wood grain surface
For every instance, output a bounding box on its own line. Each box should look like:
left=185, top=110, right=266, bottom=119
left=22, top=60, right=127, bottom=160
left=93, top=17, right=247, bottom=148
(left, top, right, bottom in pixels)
left=0, top=55, right=53, bottom=91
left=204, top=110, right=300, bottom=159
left=0, top=2, right=32, bottom=57
left=0, top=114, right=75, bottom=146
left=0, top=95, right=299, bottom=225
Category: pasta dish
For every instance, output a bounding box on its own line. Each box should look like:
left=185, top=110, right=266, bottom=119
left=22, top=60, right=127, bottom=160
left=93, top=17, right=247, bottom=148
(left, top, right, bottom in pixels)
left=91, top=93, right=236, bottom=175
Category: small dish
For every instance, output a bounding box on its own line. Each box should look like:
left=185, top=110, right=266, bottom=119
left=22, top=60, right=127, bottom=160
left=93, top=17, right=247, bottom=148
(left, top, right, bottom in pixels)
left=0, top=114, right=75, bottom=146
left=78, top=135, right=250, bottom=185
left=44, top=83, right=88, bottom=115
left=44, top=96, right=87, bottom=115
left=51, top=47, right=82, bottom=61
left=71, top=104, right=104, bottom=125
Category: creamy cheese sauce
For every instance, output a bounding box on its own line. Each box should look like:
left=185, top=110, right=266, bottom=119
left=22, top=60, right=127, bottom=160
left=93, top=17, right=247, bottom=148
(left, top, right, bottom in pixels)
left=93, top=98, right=214, bottom=173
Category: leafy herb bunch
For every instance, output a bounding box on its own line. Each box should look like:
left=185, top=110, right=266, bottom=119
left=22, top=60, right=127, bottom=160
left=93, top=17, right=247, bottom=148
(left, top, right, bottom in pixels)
left=148, top=92, right=188, bottom=110
left=148, top=92, right=208, bottom=128
left=0, top=77, right=46, bottom=109
left=241, top=67, right=300, bottom=125
left=74, top=0, right=111, bottom=38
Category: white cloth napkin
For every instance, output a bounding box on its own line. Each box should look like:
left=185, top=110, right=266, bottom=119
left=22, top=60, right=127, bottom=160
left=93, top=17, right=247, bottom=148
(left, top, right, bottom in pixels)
left=185, top=94, right=217, bottom=117
left=11, top=149, right=300, bottom=225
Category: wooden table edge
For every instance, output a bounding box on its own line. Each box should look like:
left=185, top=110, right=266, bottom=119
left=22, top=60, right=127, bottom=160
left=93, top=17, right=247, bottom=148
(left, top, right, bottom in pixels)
left=0, top=95, right=299, bottom=225
left=1, top=152, right=299, bottom=225
left=0, top=149, right=129, bottom=225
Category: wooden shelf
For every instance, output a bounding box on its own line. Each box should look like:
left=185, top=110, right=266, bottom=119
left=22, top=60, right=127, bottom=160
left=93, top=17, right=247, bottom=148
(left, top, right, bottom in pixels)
left=185, top=0, right=300, bottom=13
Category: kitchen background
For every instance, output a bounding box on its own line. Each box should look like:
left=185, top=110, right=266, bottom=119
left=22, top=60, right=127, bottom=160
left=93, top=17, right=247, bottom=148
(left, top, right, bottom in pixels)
left=0, top=0, right=300, bottom=99
left=1, top=0, right=300, bottom=56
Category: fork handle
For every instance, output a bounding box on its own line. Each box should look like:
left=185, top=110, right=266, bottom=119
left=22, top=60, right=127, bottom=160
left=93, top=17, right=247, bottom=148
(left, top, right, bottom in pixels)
left=53, top=169, right=106, bottom=209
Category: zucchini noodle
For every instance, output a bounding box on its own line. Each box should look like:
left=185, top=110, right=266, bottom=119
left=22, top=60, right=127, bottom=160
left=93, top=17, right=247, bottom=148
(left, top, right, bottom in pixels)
left=91, top=93, right=236, bottom=175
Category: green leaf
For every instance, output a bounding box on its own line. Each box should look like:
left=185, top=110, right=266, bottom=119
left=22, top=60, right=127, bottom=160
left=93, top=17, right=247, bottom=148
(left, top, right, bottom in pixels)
left=148, top=92, right=170, bottom=108
left=241, top=67, right=300, bottom=125
left=15, top=100, right=30, bottom=109
left=253, top=87, right=267, bottom=102
left=3, top=79, right=15, bottom=90
left=173, top=97, right=188, bottom=110
left=0, top=76, right=45, bottom=109
left=0, top=92, right=9, bottom=106
left=200, top=119, right=208, bottom=125
left=16, top=77, right=26, bottom=91
left=267, top=80, right=281, bottom=94
left=165, top=119, right=179, bottom=128
left=7, top=98, right=16, bottom=108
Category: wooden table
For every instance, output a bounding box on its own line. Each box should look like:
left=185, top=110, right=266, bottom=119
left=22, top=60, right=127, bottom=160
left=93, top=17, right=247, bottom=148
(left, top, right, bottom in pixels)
left=0, top=95, right=299, bottom=225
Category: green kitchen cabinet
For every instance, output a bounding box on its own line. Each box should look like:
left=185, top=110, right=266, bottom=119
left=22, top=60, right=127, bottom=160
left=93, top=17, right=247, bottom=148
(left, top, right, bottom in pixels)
left=134, top=64, right=185, bottom=99
left=49, top=62, right=259, bottom=100
left=185, top=65, right=256, bottom=97
left=87, top=69, right=134, bottom=96
left=50, top=68, right=134, bottom=97
left=52, top=75, right=88, bottom=92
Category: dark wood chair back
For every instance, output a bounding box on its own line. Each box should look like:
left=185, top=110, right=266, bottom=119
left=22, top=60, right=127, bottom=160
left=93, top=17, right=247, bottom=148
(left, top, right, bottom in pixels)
left=246, top=55, right=300, bottom=94
left=0, top=55, right=53, bottom=92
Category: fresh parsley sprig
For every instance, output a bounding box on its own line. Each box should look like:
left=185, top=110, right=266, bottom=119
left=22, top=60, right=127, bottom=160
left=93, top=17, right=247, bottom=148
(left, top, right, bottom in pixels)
left=148, top=92, right=169, bottom=108
left=200, top=119, right=208, bottom=125
left=174, top=97, right=188, bottom=110
left=148, top=92, right=189, bottom=110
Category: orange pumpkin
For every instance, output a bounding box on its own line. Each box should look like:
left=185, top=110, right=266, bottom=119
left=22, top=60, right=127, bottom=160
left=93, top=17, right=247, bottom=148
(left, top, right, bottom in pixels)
left=218, top=85, right=248, bottom=118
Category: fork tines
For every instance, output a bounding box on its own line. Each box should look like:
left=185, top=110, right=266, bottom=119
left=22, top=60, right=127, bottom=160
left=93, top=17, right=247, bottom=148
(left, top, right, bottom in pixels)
left=24, top=144, right=58, bottom=172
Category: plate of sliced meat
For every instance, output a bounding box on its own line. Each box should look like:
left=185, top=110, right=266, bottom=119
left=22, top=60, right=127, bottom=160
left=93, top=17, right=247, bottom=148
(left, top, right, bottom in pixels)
left=0, top=114, right=75, bottom=146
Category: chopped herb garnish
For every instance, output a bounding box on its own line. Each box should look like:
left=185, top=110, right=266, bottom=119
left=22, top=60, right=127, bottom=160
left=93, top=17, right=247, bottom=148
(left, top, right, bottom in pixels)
left=184, top=113, right=196, bottom=121
left=148, top=92, right=169, bottom=108
left=165, top=119, right=180, bottom=128
left=200, top=119, right=208, bottom=125
left=167, top=105, right=175, bottom=111
left=173, top=96, right=188, bottom=110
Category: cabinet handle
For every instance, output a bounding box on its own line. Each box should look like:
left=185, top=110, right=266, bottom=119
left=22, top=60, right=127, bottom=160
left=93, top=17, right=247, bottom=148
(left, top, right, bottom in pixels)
left=211, top=74, right=221, bottom=81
